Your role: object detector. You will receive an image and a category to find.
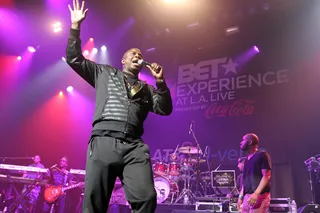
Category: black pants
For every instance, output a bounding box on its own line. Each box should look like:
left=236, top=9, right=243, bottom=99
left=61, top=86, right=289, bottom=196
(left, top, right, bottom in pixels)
left=82, top=136, right=157, bottom=213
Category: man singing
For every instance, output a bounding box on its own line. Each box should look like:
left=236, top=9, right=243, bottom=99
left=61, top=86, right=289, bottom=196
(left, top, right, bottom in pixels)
left=237, top=133, right=272, bottom=213
left=66, top=1, right=173, bottom=213
left=42, top=157, right=73, bottom=213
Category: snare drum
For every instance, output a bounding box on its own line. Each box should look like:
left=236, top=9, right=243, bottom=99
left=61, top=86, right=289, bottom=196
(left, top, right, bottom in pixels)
left=168, top=162, right=180, bottom=176
left=153, top=162, right=168, bottom=176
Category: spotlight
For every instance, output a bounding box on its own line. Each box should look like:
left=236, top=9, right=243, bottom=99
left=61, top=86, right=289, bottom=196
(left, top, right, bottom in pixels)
left=17, top=56, right=22, bottom=60
left=146, top=47, right=156, bottom=52
left=66, top=86, right=73, bottom=93
left=225, top=26, right=239, bottom=36
left=89, top=38, right=94, bottom=42
left=28, top=46, right=36, bottom=53
left=53, top=21, right=62, bottom=33
left=83, top=50, right=89, bottom=56
left=253, top=46, right=260, bottom=53
left=62, top=57, right=66, bottom=61
left=101, top=46, right=107, bottom=51
left=92, top=48, right=98, bottom=54
left=59, top=91, right=63, bottom=96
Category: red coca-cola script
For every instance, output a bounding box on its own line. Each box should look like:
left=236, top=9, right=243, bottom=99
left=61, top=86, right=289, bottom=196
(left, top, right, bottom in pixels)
left=205, top=100, right=255, bottom=118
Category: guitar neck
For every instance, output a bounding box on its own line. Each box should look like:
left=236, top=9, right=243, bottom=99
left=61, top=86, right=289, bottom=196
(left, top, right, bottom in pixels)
left=62, top=182, right=83, bottom=191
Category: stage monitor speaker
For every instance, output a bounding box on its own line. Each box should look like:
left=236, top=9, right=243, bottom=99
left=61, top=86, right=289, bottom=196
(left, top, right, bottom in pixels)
left=298, top=204, right=320, bottom=213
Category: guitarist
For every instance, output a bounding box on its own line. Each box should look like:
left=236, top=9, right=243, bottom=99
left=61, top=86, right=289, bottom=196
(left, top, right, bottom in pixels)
left=42, top=157, right=73, bottom=213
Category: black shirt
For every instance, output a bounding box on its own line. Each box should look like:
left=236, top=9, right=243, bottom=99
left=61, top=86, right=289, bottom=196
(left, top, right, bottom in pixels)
left=50, top=168, right=73, bottom=186
left=236, top=173, right=243, bottom=191
left=243, top=151, right=272, bottom=195
left=91, top=72, right=143, bottom=143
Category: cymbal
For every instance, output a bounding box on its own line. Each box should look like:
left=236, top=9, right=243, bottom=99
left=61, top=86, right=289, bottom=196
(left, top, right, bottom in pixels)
left=190, top=158, right=206, bottom=164
left=178, top=146, right=203, bottom=154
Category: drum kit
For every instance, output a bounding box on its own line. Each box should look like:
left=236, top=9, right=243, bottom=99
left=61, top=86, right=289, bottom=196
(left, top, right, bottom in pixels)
left=152, top=145, right=211, bottom=205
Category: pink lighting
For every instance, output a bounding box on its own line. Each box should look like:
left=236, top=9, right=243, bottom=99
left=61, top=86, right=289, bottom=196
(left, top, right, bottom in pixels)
left=17, top=56, right=22, bottom=60
left=89, top=38, right=94, bottom=42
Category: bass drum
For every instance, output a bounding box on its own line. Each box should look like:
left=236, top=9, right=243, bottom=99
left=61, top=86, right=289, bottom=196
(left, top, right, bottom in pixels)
left=154, top=175, right=179, bottom=204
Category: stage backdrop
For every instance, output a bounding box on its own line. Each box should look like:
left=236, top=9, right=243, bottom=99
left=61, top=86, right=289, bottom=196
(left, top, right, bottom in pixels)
left=0, top=35, right=319, bottom=209
left=140, top=43, right=320, bottom=207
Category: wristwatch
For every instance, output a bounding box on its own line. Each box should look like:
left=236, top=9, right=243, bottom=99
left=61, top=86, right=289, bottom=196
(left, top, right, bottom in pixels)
left=156, top=78, right=165, bottom=83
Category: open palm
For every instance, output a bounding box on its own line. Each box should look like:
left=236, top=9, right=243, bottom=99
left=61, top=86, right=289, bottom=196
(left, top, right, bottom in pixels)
left=68, top=0, right=88, bottom=24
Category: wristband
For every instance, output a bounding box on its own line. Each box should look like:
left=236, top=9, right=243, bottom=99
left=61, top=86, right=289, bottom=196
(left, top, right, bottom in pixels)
left=155, top=78, right=165, bottom=83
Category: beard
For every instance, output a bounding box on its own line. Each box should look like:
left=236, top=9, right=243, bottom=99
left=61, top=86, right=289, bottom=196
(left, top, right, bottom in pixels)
left=240, top=143, right=250, bottom=151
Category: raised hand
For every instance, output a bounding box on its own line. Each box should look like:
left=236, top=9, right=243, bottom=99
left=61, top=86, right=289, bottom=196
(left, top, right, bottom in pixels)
left=68, top=0, right=88, bottom=29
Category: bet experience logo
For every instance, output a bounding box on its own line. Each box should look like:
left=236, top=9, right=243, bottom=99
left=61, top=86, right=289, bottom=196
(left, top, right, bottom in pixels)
left=174, top=57, right=289, bottom=117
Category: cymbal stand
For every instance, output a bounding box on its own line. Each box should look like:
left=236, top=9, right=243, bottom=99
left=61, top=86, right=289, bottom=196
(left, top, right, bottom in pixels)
left=189, top=121, right=203, bottom=196
left=175, top=155, right=196, bottom=204
left=304, top=156, right=319, bottom=204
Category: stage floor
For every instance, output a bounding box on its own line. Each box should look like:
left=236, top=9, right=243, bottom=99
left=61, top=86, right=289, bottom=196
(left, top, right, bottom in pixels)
left=107, top=203, right=196, bottom=213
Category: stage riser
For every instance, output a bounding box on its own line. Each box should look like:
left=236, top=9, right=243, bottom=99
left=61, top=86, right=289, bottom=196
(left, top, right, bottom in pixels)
left=107, top=204, right=239, bottom=213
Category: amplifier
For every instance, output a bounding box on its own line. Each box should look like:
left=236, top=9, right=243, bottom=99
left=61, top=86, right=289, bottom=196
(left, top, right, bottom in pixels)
left=269, top=198, right=291, bottom=213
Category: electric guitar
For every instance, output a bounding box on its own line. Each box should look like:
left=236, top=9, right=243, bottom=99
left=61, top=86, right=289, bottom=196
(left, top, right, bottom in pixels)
left=44, top=182, right=84, bottom=203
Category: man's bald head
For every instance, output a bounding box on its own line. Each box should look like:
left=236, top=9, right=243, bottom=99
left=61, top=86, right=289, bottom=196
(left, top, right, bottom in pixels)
left=244, top=133, right=259, bottom=145
left=122, top=48, right=142, bottom=59
left=240, top=133, right=259, bottom=151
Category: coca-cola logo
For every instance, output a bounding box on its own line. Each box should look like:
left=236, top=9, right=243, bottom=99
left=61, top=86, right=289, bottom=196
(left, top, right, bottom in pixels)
left=205, top=100, right=255, bottom=118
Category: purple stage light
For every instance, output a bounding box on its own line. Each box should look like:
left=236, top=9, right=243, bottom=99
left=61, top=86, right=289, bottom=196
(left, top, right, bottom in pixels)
left=253, top=46, right=260, bottom=53
left=17, top=56, right=22, bottom=60
left=92, top=48, right=98, bottom=54
left=28, top=46, right=36, bottom=53
left=146, top=47, right=156, bottom=52
left=101, top=46, right=107, bottom=51
left=53, top=21, right=62, bottom=33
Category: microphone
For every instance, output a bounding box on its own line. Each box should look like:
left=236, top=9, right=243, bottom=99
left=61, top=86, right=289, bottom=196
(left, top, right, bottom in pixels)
left=50, top=164, right=57, bottom=169
left=203, top=146, right=208, bottom=157
left=137, top=59, right=151, bottom=67
left=188, top=121, right=193, bottom=134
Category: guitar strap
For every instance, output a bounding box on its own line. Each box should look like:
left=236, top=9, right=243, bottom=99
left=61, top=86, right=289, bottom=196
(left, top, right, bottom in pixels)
left=63, top=171, right=68, bottom=187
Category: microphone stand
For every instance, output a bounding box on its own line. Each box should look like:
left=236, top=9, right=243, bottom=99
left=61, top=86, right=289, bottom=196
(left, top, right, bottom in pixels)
left=0, top=157, right=32, bottom=212
left=189, top=123, right=203, bottom=197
